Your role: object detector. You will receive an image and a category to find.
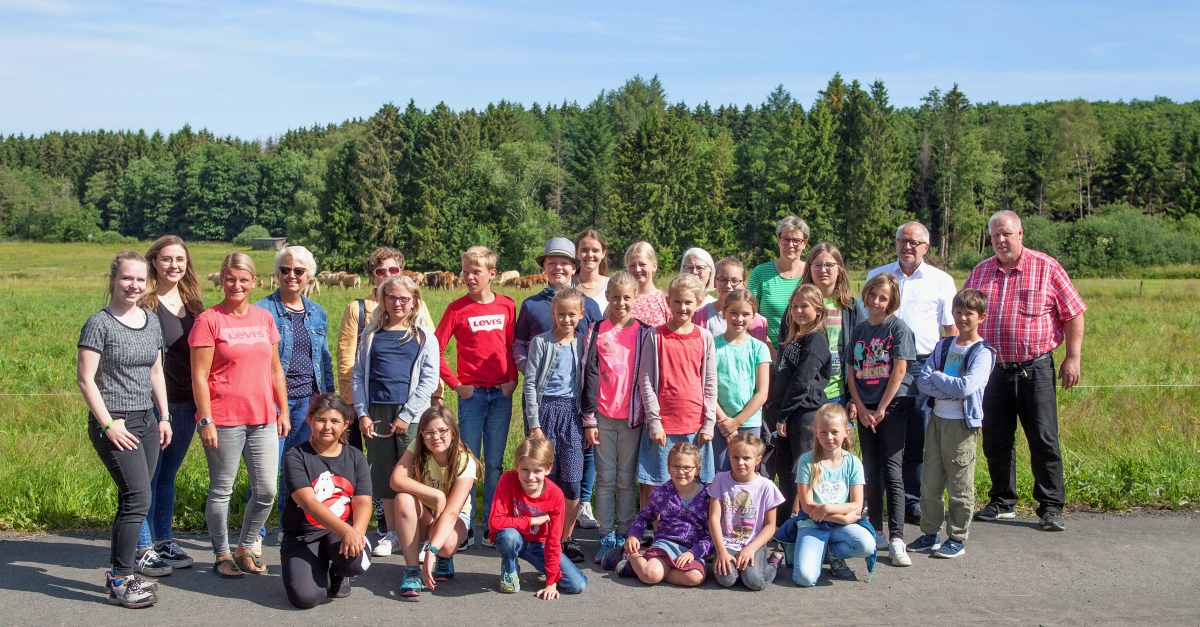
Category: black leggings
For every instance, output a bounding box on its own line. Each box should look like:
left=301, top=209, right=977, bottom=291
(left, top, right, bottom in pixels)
left=281, top=533, right=370, bottom=609
left=774, top=409, right=818, bottom=520
left=88, top=410, right=159, bottom=576
left=859, top=399, right=906, bottom=540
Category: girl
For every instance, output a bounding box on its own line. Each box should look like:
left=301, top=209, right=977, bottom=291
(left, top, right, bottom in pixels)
left=612, top=442, right=711, bottom=587
left=768, top=284, right=832, bottom=519
left=79, top=250, right=171, bottom=608
left=800, top=243, right=862, bottom=420
left=637, top=274, right=717, bottom=509
left=574, top=229, right=610, bottom=316
left=790, top=403, right=874, bottom=586
left=848, top=273, right=917, bottom=567
left=625, top=241, right=671, bottom=327
left=708, top=433, right=785, bottom=591
left=712, top=290, right=772, bottom=473
left=522, top=287, right=589, bottom=563
left=391, top=406, right=482, bottom=597
left=489, top=438, right=589, bottom=599
left=351, top=275, right=441, bottom=558
left=191, top=252, right=289, bottom=578
left=693, top=257, right=772, bottom=355
left=135, top=236, right=203, bottom=573
left=679, top=247, right=717, bottom=306
left=581, top=271, right=653, bottom=563
left=280, top=394, right=372, bottom=608
left=747, top=215, right=810, bottom=347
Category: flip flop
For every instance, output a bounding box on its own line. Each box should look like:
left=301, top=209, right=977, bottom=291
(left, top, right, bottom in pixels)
left=213, top=556, right=243, bottom=579
left=235, top=552, right=267, bottom=575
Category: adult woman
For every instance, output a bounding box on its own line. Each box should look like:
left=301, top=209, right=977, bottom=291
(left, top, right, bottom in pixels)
left=134, top=236, right=204, bottom=574
left=191, top=252, right=290, bottom=578
left=679, top=247, right=717, bottom=306
left=800, top=242, right=861, bottom=417
left=747, top=215, right=810, bottom=347
left=78, top=250, right=171, bottom=608
left=574, top=229, right=610, bottom=316
left=255, top=245, right=335, bottom=539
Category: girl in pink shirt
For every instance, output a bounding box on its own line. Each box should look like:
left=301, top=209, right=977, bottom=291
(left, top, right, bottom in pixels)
left=625, top=242, right=671, bottom=327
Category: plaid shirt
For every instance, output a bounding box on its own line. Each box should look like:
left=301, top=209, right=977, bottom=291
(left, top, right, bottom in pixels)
left=964, top=248, right=1086, bottom=363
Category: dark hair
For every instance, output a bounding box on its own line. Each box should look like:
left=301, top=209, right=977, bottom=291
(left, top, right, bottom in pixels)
left=141, top=235, right=204, bottom=316
left=306, top=394, right=355, bottom=444
left=574, top=229, right=609, bottom=276
left=953, top=288, right=988, bottom=316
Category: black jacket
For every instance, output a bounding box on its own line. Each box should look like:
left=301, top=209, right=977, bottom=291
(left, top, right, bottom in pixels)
left=779, top=296, right=860, bottom=393
left=766, top=330, right=831, bottom=427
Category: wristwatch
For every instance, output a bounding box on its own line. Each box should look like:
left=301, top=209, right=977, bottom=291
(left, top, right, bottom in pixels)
left=198, top=417, right=214, bottom=429
left=160, top=414, right=172, bottom=423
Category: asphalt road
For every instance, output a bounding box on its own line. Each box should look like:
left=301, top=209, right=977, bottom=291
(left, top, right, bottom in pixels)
left=3, top=512, right=1198, bottom=626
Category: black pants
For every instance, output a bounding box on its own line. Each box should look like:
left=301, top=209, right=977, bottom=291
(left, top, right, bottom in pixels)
left=898, top=392, right=925, bottom=515
left=282, top=533, right=371, bottom=609
left=981, top=354, right=1064, bottom=516
left=774, top=409, right=817, bottom=521
left=88, top=410, right=159, bottom=576
left=859, top=399, right=906, bottom=540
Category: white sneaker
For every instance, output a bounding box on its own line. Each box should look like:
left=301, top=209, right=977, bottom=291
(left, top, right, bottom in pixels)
left=889, top=538, right=912, bottom=567
left=577, top=502, right=598, bottom=529
left=373, top=531, right=397, bottom=557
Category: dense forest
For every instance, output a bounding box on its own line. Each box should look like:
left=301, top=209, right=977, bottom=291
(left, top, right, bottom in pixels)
left=3, top=75, right=1200, bottom=274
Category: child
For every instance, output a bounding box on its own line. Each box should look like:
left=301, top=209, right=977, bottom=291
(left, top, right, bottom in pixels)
left=434, top=246, right=518, bottom=548
left=280, top=395, right=372, bottom=609
left=708, top=432, right=785, bottom=590
left=847, top=273, right=917, bottom=566
left=637, top=273, right=717, bottom=509
left=712, top=289, right=772, bottom=473
left=350, top=275, right=441, bottom=558
left=693, top=257, right=772, bottom=353
left=789, top=403, right=874, bottom=587
left=612, top=442, right=711, bottom=586
left=489, top=439, right=589, bottom=599
left=391, top=406, right=482, bottom=597
left=908, top=288, right=996, bottom=559
left=768, top=284, right=832, bottom=518
left=523, top=287, right=589, bottom=563
left=625, top=241, right=671, bottom=327
left=581, top=271, right=653, bottom=563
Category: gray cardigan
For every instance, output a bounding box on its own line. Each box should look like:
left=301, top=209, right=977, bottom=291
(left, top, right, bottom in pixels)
left=637, top=325, right=718, bottom=436
left=521, top=328, right=586, bottom=430
left=350, top=322, right=440, bottom=425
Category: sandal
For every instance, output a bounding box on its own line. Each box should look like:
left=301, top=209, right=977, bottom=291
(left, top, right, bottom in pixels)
left=213, top=556, right=243, bottom=579
left=234, top=551, right=267, bottom=574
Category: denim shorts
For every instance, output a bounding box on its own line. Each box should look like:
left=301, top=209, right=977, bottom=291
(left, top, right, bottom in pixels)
left=636, top=431, right=714, bottom=486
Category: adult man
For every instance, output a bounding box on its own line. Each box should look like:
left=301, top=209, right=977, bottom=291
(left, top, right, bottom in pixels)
left=865, top=221, right=958, bottom=525
left=965, top=210, right=1085, bottom=532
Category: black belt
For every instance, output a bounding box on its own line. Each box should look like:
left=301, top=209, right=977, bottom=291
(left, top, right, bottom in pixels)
left=998, top=352, right=1052, bottom=370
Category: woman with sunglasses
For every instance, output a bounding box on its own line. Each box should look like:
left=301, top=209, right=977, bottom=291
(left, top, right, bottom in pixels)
left=254, top=245, right=335, bottom=548
left=747, top=215, right=810, bottom=348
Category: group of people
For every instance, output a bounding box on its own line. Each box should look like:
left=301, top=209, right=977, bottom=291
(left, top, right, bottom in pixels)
left=78, top=209, right=1086, bottom=608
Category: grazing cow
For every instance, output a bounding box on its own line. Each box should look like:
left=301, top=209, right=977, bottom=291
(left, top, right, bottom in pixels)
left=498, top=270, right=520, bottom=286
left=425, top=272, right=443, bottom=289
left=301, top=279, right=319, bottom=297
left=337, top=273, right=361, bottom=289
left=207, top=272, right=221, bottom=288
left=318, top=271, right=342, bottom=289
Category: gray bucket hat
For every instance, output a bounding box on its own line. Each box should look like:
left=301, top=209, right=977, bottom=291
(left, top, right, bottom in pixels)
left=535, top=237, right=579, bottom=267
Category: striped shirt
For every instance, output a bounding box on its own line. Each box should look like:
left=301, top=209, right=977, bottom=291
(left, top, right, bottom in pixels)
left=747, top=261, right=802, bottom=347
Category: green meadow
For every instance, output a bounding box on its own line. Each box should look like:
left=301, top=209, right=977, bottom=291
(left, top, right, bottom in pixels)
left=0, top=242, right=1196, bottom=531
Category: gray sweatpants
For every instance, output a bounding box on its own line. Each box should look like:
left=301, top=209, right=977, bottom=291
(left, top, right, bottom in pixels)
left=204, top=424, right=279, bottom=557
left=594, top=415, right=643, bottom=536
left=714, top=545, right=778, bottom=591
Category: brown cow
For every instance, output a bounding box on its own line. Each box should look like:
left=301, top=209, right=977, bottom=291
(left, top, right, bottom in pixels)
left=337, top=273, right=361, bottom=289
left=207, top=272, right=221, bottom=288
left=425, top=272, right=443, bottom=289
left=498, top=270, right=520, bottom=286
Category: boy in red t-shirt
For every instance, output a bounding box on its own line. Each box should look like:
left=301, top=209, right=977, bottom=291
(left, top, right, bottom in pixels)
left=434, top=246, right=518, bottom=546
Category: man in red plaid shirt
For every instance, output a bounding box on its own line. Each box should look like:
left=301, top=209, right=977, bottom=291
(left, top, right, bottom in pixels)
left=964, top=210, right=1086, bottom=532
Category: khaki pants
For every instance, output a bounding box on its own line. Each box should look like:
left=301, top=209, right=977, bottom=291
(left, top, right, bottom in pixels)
left=919, top=414, right=978, bottom=541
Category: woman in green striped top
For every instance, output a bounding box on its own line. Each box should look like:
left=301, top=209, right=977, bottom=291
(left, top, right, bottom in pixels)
left=747, top=215, right=810, bottom=347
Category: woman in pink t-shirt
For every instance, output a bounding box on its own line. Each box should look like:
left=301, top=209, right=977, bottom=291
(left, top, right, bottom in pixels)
left=190, top=252, right=289, bottom=578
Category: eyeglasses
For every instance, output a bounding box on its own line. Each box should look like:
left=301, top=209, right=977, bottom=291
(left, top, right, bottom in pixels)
left=668, top=464, right=697, bottom=473
left=385, top=295, right=413, bottom=306
left=810, top=262, right=839, bottom=273
left=157, top=256, right=187, bottom=265
left=278, top=266, right=306, bottom=277
left=780, top=237, right=808, bottom=248
left=374, top=266, right=402, bottom=277
left=682, top=264, right=709, bottom=274
left=715, top=277, right=743, bottom=287
left=896, top=238, right=928, bottom=249
left=422, top=428, right=451, bottom=440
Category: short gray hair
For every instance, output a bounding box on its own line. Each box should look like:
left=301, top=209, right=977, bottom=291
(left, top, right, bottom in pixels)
left=895, top=221, right=930, bottom=243
left=988, top=210, right=1022, bottom=231
left=275, top=245, right=318, bottom=277
left=680, top=247, right=715, bottom=291
left=775, top=215, right=810, bottom=240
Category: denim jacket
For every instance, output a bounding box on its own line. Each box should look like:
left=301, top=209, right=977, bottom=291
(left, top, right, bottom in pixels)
left=522, top=328, right=587, bottom=430
left=256, top=291, right=334, bottom=396
left=916, top=337, right=997, bottom=429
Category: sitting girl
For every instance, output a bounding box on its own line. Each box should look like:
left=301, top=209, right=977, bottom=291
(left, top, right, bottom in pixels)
left=280, top=394, right=373, bottom=609
left=610, top=442, right=711, bottom=587
left=390, top=406, right=481, bottom=597
left=709, top=432, right=785, bottom=590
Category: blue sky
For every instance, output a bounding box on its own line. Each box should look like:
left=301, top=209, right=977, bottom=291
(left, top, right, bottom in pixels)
left=2, top=1, right=1198, bottom=138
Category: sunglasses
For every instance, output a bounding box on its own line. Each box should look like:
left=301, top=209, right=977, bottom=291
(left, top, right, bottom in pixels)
left=278, top=266, right=306, bottom=277
left=374, top=266, right=402, bottom=278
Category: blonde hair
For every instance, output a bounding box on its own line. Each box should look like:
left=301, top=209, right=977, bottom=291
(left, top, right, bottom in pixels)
left=623, top=241, right=657, bottom=267
left=605, top=270, right=637, bottom=296
left=274, top=245, right=318, bottom=279
left=514, top=438, right=555, bottom=469
left=808, top=403, right=853, bottom=489
left=667, top=273, right=705, bottom=302
left=720, top=288, right=758, bottom=316
left=367, top=275, right=426, bottom=344
left=461, top=245, right=497, bottom=271
left=861, top=273, right=901, bottom=317
left=781, top=284, right=827, bottom=346
left=667, top=441, right=702, bottom=468
left=220, top=251, right=257, bottom=280
left=140, top=236, right=204, bottom=316
left=801, top=243, right=853, bottom=309
left=727, top=431, right=766, bottom=458
left=680, top=247, right=715, bottom=291
left=105, top=250, right=148, bottom=304
left=551, top=286, right=585, bottom=314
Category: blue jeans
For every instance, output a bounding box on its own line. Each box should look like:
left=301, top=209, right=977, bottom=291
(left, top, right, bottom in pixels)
left=457, top=387, right=512, bottom=528
left=138, top=401, right=197, bottom=549
left=253, top=395, right=312, bottom=538
left=580, top=445, right=595, bottom=504
left=792, top=523, right=874, bottom=587
left=494, top=528, right=587, bottom=594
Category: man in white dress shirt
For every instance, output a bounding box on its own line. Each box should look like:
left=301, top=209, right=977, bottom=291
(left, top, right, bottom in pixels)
left=865, top=221, right=958, bottom=524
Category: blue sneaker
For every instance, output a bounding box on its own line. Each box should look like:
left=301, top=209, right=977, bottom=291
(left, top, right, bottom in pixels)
left=399, top=566, right=425, bottom=598
left=907, top=534, right=942, bottom=553
left=933, top=538, right=965, bottom=559
left=595, top=533, right=619, bottom=564
left=601, top=546, right=625, bottom=571
left=433, top=556, right=455, bottom=581
left=499, top=570, right=520, bottom=593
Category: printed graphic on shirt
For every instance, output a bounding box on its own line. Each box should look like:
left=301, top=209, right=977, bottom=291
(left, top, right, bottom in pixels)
left=854, top=335, right=894, bottom=383
left=725, top=491, right=758, bottom=547
left=815, top=479, right=848, bottom=504
left=305, top=471, right=355, bottom=529
left=218, top=325, right=271, bottom=346
left=468, top=314, right=506, bottom=333
left=943, top=350, right=966, bottom=379
left=509, top=496, right=548, bottom=534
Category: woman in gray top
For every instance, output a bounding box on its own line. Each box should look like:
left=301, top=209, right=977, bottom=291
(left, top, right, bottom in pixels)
left=77, top=250, right=171, bottom=609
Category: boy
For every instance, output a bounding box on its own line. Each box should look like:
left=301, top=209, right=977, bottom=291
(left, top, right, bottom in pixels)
left=908, top=288, right=996, bottom=559
left=435, top=246, right=519, bottom=548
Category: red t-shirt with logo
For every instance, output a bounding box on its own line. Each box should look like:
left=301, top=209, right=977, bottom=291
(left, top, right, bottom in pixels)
left=435, top=293, right=518, bottom=389
left=189, top=304, right=282, bottom=426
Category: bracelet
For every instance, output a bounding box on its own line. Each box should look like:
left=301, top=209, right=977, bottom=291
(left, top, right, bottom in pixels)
left=100, top=420, right=113, bottom=432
